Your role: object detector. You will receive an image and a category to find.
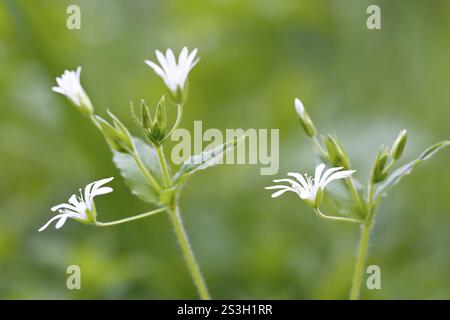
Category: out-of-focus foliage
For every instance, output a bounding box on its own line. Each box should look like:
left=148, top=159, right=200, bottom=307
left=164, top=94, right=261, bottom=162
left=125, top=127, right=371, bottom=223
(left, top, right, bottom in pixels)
left=0, top=0, right=449, bottom=299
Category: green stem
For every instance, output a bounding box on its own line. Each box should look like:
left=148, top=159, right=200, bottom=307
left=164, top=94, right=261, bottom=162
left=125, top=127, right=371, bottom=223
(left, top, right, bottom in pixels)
left=350, top=177, right=376, bottom=299
left=168, top=200, right=211, bottom=300
left=350, top=221, right=372, bottom=300
left=156, top=145, right=171, bottom=188
left=155, top=139, right=210, bottom=299
left=95, top=208, right=166, bottom=227
left=314, top=208, right=363, bottom=224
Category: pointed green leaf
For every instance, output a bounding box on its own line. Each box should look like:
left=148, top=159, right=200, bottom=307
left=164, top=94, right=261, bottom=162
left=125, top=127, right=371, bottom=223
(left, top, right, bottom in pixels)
left=112, top=137, right=162, bottom=204
left=173, top=136, right=244, bottom=184
left=375, top=141, right=449, bottom=199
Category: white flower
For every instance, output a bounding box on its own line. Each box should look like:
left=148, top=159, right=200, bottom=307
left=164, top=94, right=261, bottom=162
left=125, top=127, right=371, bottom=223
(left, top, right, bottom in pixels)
left=52, top=66, right=93, bottom=115
left=265, top=163, right=355, bottom=208
left=39, top=177, right=114, bottom=232
left=145, top=47, right=199, bottom=101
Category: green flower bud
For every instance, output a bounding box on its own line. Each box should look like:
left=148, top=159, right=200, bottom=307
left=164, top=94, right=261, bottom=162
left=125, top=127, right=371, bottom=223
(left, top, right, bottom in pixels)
left=96, top=111, right=134, bottom=154
left=294, top=98, right=317, bottom=137
left=324, top=134, right=351, bottom=169
left=371, top=146, right=390, bottom=183
left=391, top=129, right=407, bottom=160
left=140, top=100, right=153, bottom=130
left=133, top=97, right=168, bottom=145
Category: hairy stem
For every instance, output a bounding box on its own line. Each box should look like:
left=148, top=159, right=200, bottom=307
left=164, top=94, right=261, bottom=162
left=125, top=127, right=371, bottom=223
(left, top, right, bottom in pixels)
left=95, top=208, right=166, bottom=227
left=350, top=221, right=372, bottom=300
left=155, top=139, right=210, bottom=299
left=168, top=200, right=211, bottom=300
left=350, top=177, right=376, bottom=299
left=156, top=145, right=171, bottom=188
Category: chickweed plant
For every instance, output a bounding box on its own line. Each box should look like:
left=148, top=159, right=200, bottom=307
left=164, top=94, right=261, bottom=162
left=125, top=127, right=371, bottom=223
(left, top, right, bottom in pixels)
left=266, top=97, right=449, bottom=299
left=41, top=47, right=243, bottom=300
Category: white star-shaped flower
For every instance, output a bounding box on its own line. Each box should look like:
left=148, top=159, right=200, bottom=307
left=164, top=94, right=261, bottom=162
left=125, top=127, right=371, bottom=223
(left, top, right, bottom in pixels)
left=52, top=66, right=93, bottom=115
left=39, top=177, right=114, bottom=232
left=265, top=163, right=355, bottom=208
left=145, top=47, right=199, bottom=102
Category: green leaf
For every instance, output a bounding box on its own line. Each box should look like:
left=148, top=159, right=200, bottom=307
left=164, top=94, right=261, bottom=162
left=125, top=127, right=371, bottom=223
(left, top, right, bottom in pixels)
left=374, top=141, right=450, bottom=199
left=173, top=136, right=244, bottom=184
left=112, top=137, right=162, bottom=204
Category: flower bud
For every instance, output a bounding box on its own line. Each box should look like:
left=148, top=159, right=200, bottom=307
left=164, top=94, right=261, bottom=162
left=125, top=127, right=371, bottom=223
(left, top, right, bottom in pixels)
left=324, top=134, right=351, bottom=169
left=371, top=146, right=389, bottom=183
left=96, top=111, right=134, bottom=154
left=391, top=129, right=407, bottom=160
left=294, top=98, right=317, bottom=137
left=134, top=97, right=168, bottom=145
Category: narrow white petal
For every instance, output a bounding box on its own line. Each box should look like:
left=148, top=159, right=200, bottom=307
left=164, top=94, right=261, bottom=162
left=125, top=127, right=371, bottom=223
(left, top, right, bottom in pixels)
left=272, top=178, right=303, bottom=191
left=145, top=60, right=167, bottom=79
left=178, top=47, right=188, bottom=67
left=271, top=188, right=294, bottom=198
left=55, top=215, right=69, bottom=229
left=38, top=214, right=68, bottom=232
left=91, top=186, right=113, bottom=197
left=314, top=163, right=326, bottom=184
left=50, top=203, right=78, bottom=212
left=265, top=185, right=293, bottom=190
left=319, top=167, right=343, bottom=186
left=156, top=50, right=172, bottom=76
left=287, top=172, right=309, bottom=190
left=52, top=87, right=65, bottom=94
left=322, top=170, right=356, bottom=188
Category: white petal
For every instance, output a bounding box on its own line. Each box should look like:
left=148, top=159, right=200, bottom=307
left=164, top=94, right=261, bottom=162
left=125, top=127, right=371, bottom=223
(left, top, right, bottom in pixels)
left=178, top=47, right=188, bottom=67
left=322, top=170, right=355, bottom=188
left=287, top=172, right=309, bottom=190
left=319, top=166, right=343, bottom=186
left=145, top=60, right=167, bottom=79
left=55, top=215, right=69, bottom=229
left=38, top=214, right=68, bottom=232
left=156, top=50, right=171, bottom=76
left=50, top=202, right=78, bottom=212
left=270, top=188, right=294, bottom=198
left=314, top=163, right=326, bottom=184
left=272, top=178, right=303, bottom=191
left=52, top=87, right=65, bottom=94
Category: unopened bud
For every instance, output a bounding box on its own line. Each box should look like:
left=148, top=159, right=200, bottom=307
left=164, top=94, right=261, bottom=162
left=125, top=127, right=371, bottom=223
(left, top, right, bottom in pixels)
left=371, top=146, right=390, bottom=183
left=96, top=111, right=134, bottom=153
left=391, top=129, right=407, bottom=160
left=324, top=135, right=351, bottom=169
left=294, top=98, right=317, bottom=137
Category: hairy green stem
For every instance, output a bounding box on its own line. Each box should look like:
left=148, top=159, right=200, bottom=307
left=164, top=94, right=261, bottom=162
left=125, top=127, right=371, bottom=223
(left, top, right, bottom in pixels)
left=350, top=178, right=376, bottom=299
left=156, top=145, right=171, bottom=188
left=350, top=221, right=372, bottom=300
left=95, top=208, right=166, bottom=227
left=168, top=201, right=211, bottom=300
left=155, top=140, right=210, bottom=299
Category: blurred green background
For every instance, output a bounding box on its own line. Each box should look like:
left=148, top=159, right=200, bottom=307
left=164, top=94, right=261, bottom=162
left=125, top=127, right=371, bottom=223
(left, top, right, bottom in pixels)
left=0, top=0, right=449, bottom=299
